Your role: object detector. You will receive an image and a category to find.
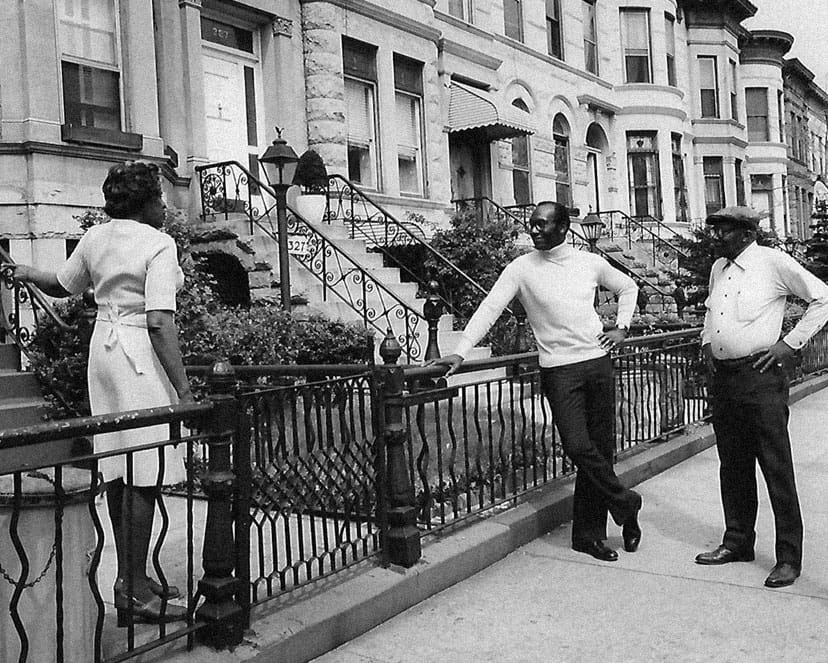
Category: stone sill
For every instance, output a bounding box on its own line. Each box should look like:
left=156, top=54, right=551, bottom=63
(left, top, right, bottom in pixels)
left=61, top=124, right=143, bottom=151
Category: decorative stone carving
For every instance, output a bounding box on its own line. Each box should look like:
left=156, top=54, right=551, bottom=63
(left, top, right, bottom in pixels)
left=272, top=16, right=293, bottom=38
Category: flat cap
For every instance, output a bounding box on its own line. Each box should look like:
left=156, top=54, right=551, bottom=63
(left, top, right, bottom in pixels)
left=705, top=206, right=760, bottom=230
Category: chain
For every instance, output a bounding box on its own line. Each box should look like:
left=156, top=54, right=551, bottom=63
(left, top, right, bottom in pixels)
left=0, top=470, right=66, bottom=589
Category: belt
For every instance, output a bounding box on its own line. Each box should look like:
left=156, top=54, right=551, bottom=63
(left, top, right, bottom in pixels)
left=712, top=351, right=766, bottom=368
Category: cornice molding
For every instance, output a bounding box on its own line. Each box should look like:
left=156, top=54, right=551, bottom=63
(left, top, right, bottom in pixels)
left=302, top=0, right=441, bottom=43
left=616, top=105, right=687, bottom=121
left=490, top=34, right=613, bottom=90
left=691, top=135, right=749, bottom=148
left=0, top=141, right=190, bottom=186
left=439, top=38, right=502, bottom=71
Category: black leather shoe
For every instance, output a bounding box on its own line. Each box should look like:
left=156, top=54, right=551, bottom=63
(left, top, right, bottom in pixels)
left=572, top=540, right=618, bottom=562
left=622, top=516, right=642, bottom=552
left=764, top=562, right=800, bottom=588
left=695, top=545, right=755, bottom=565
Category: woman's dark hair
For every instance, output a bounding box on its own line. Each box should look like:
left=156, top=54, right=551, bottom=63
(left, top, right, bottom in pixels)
left=102, top=161, right=162, bottom=218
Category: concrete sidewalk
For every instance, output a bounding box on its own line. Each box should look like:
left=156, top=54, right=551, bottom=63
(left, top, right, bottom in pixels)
left=311, top=382, right=828, bottom=663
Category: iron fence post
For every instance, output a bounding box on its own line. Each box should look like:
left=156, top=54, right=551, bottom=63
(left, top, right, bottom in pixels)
left=423, top=280, right=442, bottom=362
left=196, top=360, right=246, bottom=648
left=376, top=329, right=421, bottom=567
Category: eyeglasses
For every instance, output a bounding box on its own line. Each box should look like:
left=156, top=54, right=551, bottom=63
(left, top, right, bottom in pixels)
left=709, top=225, right=738, bottom=238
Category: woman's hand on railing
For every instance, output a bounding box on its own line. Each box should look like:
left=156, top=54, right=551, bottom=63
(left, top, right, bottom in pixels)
left=1, top=262, right=29, bottom=282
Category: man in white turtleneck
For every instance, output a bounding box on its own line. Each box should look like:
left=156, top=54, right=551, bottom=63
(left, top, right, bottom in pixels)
left=430, top=201, right=642, bottom=561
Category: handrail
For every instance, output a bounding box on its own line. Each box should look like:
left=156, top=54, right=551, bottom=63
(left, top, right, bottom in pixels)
left=596, top=210, right=690, bottom=262
left=195, top=161, right=429, bottom=361
left=326, top=175, right=493, bottom=316
left=0, top=246, right=85, bottom=417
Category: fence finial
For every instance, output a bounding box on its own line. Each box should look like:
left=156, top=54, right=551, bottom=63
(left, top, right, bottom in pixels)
left=379, top=328, right=401, bottom=365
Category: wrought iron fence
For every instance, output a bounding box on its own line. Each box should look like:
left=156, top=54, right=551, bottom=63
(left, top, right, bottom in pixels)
left=0, top=393, right=250, bottom=663
left=234, top=368, right=382, bottom=604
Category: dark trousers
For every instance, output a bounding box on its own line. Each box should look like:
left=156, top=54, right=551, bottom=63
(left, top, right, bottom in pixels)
left=710, top=362, right=802, bottom=566
left=541, top=355, right=640, bottom=542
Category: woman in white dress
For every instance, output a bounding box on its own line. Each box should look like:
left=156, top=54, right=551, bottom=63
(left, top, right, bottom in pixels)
left=7, top=161, right=191, bottom=625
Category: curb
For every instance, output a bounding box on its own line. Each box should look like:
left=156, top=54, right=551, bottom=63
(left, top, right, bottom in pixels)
left=163, top=373, right=828, bottom=663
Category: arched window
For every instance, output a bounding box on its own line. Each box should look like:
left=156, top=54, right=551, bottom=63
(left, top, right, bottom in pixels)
left=553, top=114, right=571, bottom=206
left=511, top=99, right=532, bottom=205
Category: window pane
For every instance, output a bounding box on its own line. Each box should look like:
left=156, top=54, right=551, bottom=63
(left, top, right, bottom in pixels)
left=59, top=0, right=117, bottom=65
left=624, top=11, right=649, bottom=50
left=448, top=0, right=465, bottom=19
left=396, top=92, right=422, bottom=194
left=699, top=58, right=716, bottom=88
left=514, top=170, right=531, bottom=205
left=504, top=0, right=522, bottom=41
left=62, top=61, right=120, bottom=130
left=701, top=90, right=718, bottom=118
left=345, top=78, right=377, bottom=187
left=342, top=38, right=377, bottom=81
left=626, top=56, right=651, bottom=83
left=746, top=88, right=769, bottom=141
left=512, top=135, right=530, bottom=168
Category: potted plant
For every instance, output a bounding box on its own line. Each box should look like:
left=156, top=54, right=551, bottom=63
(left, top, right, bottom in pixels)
left=291, top=149, right=329, bottom=223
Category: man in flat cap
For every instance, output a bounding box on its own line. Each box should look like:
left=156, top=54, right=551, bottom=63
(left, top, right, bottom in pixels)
left=696, top=206, right=828, bottom=588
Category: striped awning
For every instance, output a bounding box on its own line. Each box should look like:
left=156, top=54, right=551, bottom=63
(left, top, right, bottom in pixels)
left=447, top=82, right=535, bottom=141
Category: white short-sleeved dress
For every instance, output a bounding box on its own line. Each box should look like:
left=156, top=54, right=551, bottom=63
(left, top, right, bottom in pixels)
left=57, top=218, right=186, bottom=486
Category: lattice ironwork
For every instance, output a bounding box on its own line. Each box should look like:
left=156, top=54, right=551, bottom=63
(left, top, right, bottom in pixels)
left=239, top=374, right=381, bottom=601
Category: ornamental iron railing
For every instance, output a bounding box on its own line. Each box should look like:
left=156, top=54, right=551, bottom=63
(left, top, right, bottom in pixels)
left=325, top=176, right=493, bottom=320
left=195, top=161, right=427, bottom=362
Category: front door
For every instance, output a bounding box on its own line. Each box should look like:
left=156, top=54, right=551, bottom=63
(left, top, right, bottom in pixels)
left=202, top=39, right=264, bottom=181
left=449, top=133, right=491, bottom=201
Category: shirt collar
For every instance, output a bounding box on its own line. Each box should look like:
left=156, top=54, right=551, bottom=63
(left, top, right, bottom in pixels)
left=536, top=242, right=572, bottom=261
left=727, top=241, right=760, bottom=271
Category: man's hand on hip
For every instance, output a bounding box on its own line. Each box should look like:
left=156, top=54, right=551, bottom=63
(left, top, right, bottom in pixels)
left=598, top=327, right=627, bottom=351
left=753, top=340, right=796, bottom=374
left=701, top=343, right=717, bottom=375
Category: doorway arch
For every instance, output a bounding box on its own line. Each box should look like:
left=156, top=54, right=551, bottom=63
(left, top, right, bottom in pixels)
left=585, top=123, right=608, bottom=213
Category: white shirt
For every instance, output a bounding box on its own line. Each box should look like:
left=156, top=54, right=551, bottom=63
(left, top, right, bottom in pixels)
left=701, top=242, right=828, bottom=359
left=453, top=243, right=637, bottom=368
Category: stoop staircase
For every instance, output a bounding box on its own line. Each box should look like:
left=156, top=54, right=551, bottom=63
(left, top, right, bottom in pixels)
left=195, top=163, right=501, bottom=376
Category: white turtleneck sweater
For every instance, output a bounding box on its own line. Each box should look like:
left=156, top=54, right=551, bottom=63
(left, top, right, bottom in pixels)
left=453, top=243, right=638, bottom=368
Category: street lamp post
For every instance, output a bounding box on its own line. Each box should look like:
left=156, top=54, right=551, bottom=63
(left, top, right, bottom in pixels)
left=259, top=128, right=299, bottom=312
left=580, top=213, right=605, bottom=253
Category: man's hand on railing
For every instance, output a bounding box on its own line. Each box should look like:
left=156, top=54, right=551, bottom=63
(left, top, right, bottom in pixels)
left=425, top=353, right=464, bottom=377
left=598, top=327, right=627, bottom=351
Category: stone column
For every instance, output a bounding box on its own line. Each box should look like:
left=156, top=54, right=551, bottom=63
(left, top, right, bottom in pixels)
left=178, top=0, right=208, bottom=173
left=301, top=2, right=347, bottom=176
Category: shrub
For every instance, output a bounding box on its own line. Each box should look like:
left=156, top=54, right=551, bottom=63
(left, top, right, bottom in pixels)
left=292, top=149, right=328, bottom=193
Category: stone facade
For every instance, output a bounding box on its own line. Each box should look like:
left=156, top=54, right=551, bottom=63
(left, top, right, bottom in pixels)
left=2, top=0, right=828, bottom=268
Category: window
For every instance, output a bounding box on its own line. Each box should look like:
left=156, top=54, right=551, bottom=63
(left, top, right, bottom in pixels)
left=627, top=132, right=661, bottom=218
left=343, top=39, right=379, bottom=188
left=735, top=158, right=746, bottom=206
left=511, top=100, right=532, bottom=205
left=58, top=0, right=121, bottom=131
left=665, top=14, right=676, bottom=86
left=671, top=134, right=687, bottom=223
left=394, top=56, right=425, bottom=196
left=703, top=157, right=725, bottom=217
left=553, top=114, right=571, bottom=207
left=621, top=9, right=651, bottom=83
left=729, top=60, right=738, bottom=121
left=448, top=0, right=474, bottom=22
left=504, top=0, right=523, bottom=42
left=745, top=88, right=769, bottom=141
left=751, top=174, right=775, bottom=231
left=698, top=56, right=719, bottom=118
left=582, top=1, right=597, bottom=73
